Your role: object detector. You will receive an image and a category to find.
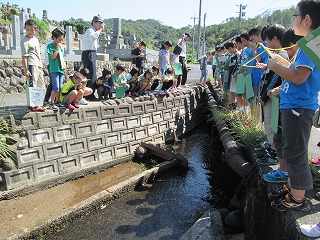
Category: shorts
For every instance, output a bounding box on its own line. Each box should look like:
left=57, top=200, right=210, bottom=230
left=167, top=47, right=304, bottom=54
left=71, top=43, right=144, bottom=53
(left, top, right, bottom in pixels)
left=28, top=65, right=45, bottom=88
left=51, top=72, right=64, bottom=91
left=200, top=70, right=208, bottom=78
left=229, top=76, right=237, bottom=93
left=61, top=90, right=76, bottom=103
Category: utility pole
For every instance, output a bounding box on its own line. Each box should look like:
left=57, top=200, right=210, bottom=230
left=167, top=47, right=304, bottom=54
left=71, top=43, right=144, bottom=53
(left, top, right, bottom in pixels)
left=236, top=4, right=247, bottom=35
left=202, top=13, right=206, bottom=56
left=196, top=0, right=202, bottom=60
left=190, top=13, right=198, bottom=61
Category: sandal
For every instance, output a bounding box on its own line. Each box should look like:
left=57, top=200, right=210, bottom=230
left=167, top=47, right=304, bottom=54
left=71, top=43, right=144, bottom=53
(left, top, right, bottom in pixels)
left=268, top=184, right=291, bottom=201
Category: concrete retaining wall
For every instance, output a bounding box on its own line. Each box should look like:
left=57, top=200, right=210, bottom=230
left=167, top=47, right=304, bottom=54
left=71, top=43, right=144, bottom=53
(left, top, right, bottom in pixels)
left=1, top=87, right=207, bottom=191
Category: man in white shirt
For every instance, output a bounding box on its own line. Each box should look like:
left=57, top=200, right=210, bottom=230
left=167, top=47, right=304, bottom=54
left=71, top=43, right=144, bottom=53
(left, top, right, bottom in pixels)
left=81, top=15, right=104, bottom=100
left=177, top=32, right=191, bottom=86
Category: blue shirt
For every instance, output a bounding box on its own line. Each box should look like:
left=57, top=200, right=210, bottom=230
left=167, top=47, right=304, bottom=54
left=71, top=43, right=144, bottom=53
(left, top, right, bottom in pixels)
left=251, top=41, right=269, bottom=85
left=280, top=48, right=320, bottom=110
left=240, top=47, right=254, bottom=75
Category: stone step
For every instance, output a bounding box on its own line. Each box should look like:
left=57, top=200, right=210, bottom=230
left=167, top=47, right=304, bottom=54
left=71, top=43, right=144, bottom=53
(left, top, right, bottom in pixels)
left=179, top=209, right=225, bottom=240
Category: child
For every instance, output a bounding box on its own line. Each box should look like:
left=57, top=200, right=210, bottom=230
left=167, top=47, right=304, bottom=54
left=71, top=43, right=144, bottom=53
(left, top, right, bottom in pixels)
left=170, top=45, right=182, bottom=92
left=111, top=65, right=130, bottom=98
left=96, top=68, right=112, bottom=100
left=225, top=41, right=241, bottom=110
left=256, top=24, right=288, bottom=166
left=158, top=41, right=173, bottom=75
left=47, top=28, right=66, bottom=111
left=150, top=66, right=160, bottom=90
left=126, top=67, right=139, bottom=95
left=20, top=19, right=46, bottom=112
left=78, top=68, right=93, bottom=104
left=200, top=51, right=212, bottom=84
left=138, top=69, right=153, bottom=94
left=267, top=0, right=320, bottom=212
left=157, top=68, right=174, bottom=95
left=60, top=72, right=83, bottom=110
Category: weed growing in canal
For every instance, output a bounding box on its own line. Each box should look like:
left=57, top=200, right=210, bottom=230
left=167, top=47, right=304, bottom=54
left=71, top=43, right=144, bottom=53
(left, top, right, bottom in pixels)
left=218, top=107, right=267, bottom=148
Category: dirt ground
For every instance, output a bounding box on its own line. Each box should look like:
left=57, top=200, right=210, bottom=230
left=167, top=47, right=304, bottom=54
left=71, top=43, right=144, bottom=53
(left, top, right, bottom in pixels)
left=0, top=161, right=142, bottom=239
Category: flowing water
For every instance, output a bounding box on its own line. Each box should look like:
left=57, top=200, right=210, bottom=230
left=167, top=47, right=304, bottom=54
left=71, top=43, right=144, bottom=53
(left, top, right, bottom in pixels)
left=42, top=123, right=240, bottom=240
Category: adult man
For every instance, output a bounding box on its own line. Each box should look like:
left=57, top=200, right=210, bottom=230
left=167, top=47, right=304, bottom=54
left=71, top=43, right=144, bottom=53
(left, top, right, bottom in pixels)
left=177, top=32, right=191, bottom=86
left=81, top=15, right=105, bottom=100
left=131, top=41, right=146, bottom=75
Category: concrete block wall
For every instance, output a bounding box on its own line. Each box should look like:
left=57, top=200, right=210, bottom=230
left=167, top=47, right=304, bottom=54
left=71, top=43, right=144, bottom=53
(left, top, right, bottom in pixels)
left=1, top=87, right=207, bottom=190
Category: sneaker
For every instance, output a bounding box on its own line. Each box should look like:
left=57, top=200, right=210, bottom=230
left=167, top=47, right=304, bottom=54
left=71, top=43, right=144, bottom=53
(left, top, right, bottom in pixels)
left=30, top=106, right=46, bottom=112
left=256, top=155, right=279, bottom=166
left=271, top=192, right=311, bottom=212
left=71, top=102, right=79, bottom=108
left=56, top=102, right=66, bottom=109
left=260, top=141, right=270, bottom=149
left=262, top=168, right=288, bottom=183
left=268, top=184, right=291, bottom=201
left=66, top=103, right=76, bottom=110
left=300, top=223, right=320, bottom=238
left=78, top=98, right=89, bottom=105
left=48, top=103, right=59, bottom=111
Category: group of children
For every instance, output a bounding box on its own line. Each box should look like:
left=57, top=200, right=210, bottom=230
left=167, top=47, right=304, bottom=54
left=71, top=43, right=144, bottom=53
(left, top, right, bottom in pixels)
left=210, top=0, right=320, bottom=223
left=21, top=19, right=188, bottom=113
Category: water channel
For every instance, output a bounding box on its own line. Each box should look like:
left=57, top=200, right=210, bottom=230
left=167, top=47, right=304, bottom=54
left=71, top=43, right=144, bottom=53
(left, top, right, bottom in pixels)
left=42, top=122, right=240, bottom=240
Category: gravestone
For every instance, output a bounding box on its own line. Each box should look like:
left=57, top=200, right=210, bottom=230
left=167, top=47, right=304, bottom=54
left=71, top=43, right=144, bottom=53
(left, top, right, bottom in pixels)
left=32, top=13, right=36, bottom=18
left=65, top=25, right=74, bottom=55
left=98, top=32, right=107, bottom=53
left=107, top=18, right=125, bottom=49
left=19, top=9, right=29, bottom=35
left=130, top=34, right=136, bottom=47
left=0, top=32, right=3, bottom=49
left=27, top=8, right=31, bottom=16
left=43, top=10, right=48, bottom=21
left=11, top=15, right=20, bottom=51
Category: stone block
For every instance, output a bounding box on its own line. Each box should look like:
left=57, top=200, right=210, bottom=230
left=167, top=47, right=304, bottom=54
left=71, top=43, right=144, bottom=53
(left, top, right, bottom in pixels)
left=16, top=146, right=44, bottom=168
left=66, top=138, right=88, bottom=156
left=148, top=124, right=159, bottom=137
left=152, top=111, right=163, bottom=123
left=100, top=105, right=118, bottom=119
left=153, top=133, right=165, bottom=143
left=75, top=122, right=96, bottom=138
left=43, top=142, right=67, bottom=161
left=52, top=125, right=76, bottom=142
left=120, top=129, right=135, bottom=143
left=37, top=111, right=62, bottom=128
left=105, top=132, right=121, bottom=146
left=95, top=119, right=111, bottom=134
left=156, top=98, right=166, bottom=111
left=163, top=109, right=173, bottom=120
left=164, top=129, right=176, bottom=143
left=127, top=116, right=140, bottom=129
left=18, top=112, right=38, bottom=130
left=79, top=151, right=99, bottom=167
left=159, top=121, right=170, bottom=133
left=140, top=113, right=153, bottom=126
left=169, top=120, right=177, bottom=130
left=58, top=156, right=81, bottom=174
left=179, top=105, right=187, bottom=116
left=98, top=147, right=114, bottom=162
left=82, top=106, right=102, bottom=122
left=145, top=101, right=157, bottom=113
left=27, top=128, right=54, bottom=147
left=165, top=97, right=174, bottom=109
left=128, top=141, right=140, bottom=154
left=87, top=134, right=106, bottom=151
left=118, top=104, right=132, bottom=117
left=114, top=143, right=130, bottom=158
left=33, top=160, right=59, bottom=181
left=181, top=94, right=190, bottom=105
left=0, top=167, right=34, bottom=190
left=61, top=109, right=84, bottom=125
left=132, top=102, right=145, bottom=115
left=173, top=95, right=182, bottom=107
left=135, top=127, right=148, bottom=140
left=111, top=118, right=127, bottom=131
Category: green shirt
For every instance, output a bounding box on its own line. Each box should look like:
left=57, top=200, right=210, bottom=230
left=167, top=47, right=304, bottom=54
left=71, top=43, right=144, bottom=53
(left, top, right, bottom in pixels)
left=111, top=73, right=126, bottom=85
left=47, top=43, right=65, bottom=74
left=60, top=79, right=77, bottom=101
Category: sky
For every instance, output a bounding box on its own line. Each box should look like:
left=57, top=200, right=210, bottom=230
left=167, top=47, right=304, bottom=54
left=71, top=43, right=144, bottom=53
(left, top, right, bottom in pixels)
left=7, top=0, right=300, bottom=29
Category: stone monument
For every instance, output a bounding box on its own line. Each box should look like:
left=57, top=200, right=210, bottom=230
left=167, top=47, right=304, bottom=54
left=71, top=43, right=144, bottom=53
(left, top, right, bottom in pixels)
left=43, top=10, right=48, bottom=21
left=65, top=25, right=74, bottom=55
left=107, top=18, right=125, bottom=49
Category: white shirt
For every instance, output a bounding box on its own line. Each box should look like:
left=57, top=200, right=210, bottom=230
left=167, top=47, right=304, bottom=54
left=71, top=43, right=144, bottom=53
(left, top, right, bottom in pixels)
left=45, top=38, right=54, bottom=66
left=177, top=38, right=187, bottom=57
left=81, top=25, right=100, bottom=51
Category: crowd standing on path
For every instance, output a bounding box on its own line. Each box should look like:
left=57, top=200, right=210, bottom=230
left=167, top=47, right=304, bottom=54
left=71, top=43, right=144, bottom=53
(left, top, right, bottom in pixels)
left=20, top=1, right=320, bottom=236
